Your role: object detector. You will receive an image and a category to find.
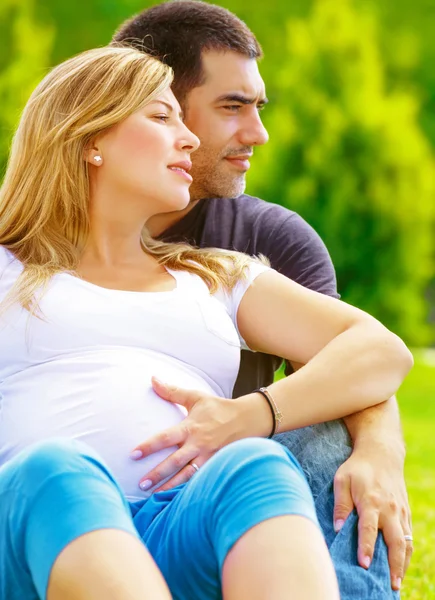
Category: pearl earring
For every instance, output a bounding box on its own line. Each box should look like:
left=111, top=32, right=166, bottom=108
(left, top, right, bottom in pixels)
left=94, top=155, right=102, bottom=163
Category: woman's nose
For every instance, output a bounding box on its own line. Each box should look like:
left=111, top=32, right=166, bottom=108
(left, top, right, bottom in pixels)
left=178, top=125, right=200, bottom=153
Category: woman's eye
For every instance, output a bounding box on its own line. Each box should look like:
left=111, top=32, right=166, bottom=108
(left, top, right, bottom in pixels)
left=154, top=115, right=169, bottom=122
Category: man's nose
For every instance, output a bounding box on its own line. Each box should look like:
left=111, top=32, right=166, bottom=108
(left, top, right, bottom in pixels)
left=238, top=113, right=269, bottom=147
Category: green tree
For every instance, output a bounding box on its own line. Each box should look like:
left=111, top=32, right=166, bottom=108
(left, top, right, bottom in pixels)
left=248, top=0, right=435, bottom=345
left=0, top=0, right=54, bottom=177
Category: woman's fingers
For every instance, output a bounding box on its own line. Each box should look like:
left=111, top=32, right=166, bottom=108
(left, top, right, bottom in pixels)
left=151, top=377, right=199, bottom=410
left=154, top=462, right=202, bottom=492
left=137, top=447, right=198, bottom=491
left=130, top=424, right=187, bottom=459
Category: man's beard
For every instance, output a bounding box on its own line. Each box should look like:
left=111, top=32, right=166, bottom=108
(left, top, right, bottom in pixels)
left=188, top=146, right=249, bottom=201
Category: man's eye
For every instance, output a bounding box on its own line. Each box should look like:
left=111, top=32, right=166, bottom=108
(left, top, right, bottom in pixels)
left=222, top=105, right=242, bottom=112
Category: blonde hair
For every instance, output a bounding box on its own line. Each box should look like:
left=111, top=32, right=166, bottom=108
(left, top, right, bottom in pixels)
left=0, top=45, right=257, bottom=312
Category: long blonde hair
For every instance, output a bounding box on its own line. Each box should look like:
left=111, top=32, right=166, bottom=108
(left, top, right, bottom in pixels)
left=0, top=46, right=256, bottom=312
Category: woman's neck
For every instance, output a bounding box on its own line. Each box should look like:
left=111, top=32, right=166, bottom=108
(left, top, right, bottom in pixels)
left=84, top=189, right=152, bottom=267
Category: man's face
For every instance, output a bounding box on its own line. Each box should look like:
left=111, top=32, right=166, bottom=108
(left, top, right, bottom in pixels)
left=183, top=50, right=269, bottom=201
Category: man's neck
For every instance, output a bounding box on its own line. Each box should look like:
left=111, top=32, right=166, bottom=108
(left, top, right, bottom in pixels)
left=146, top=199, right=202, bottom=237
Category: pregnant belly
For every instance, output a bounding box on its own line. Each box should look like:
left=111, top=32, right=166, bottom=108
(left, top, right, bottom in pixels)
left=0, top=349, right=217, bottom=500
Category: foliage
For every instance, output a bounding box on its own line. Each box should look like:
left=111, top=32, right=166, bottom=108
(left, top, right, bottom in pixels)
left=248, top=0, right=435, bottom=345
left=0, top=0, right=434, bottom=344
left=0, top=0, right=54, bottom=178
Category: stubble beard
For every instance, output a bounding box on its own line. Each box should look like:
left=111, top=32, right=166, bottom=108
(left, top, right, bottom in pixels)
left=188, top=147, right=247, bottom=201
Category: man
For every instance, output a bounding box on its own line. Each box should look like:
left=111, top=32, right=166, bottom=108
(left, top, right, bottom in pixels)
left=113, top=2, right=412, bottom=596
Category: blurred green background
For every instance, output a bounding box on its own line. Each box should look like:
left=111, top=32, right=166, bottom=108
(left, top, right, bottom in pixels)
left=1, top=0, right=434, bottom=597
left=1, top=0, right=435, bottom=345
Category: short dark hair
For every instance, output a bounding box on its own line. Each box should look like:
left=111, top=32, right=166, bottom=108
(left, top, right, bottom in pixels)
left=112, top=0, right=262, bottom=103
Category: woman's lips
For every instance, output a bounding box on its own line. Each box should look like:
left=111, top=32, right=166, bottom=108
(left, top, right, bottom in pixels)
left=168, top=166, right=193, bottom=183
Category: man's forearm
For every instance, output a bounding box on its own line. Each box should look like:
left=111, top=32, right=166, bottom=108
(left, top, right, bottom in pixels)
left=343, top=396, right=405, bottom=456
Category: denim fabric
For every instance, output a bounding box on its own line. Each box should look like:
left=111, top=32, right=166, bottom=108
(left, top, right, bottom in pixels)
left=275, top=420, right=400, bottom=599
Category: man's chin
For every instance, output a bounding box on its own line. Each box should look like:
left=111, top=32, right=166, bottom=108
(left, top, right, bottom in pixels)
left=193, top=178, right=246, bottom=200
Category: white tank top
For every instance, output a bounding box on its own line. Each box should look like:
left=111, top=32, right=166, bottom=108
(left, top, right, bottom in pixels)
left=0, top=246, right=269, bottom=500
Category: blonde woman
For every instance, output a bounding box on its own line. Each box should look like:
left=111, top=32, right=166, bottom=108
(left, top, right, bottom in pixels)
left=0, top=46, right=412, bottom=600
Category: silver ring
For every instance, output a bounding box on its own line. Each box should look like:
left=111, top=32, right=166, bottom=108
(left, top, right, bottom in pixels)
left=190, top=462, right=200, bottom=472
left=404, top=534, right=413, bottom=542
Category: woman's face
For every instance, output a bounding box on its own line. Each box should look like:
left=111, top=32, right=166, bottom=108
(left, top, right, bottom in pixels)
left=89, top=88, right=200, bottom=218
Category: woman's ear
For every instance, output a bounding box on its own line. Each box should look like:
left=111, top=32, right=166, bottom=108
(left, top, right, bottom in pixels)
left=84, top=146, right=103, bottom=166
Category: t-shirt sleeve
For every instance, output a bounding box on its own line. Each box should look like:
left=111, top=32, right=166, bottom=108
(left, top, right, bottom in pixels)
left=247, top=204, right=340, bottom=375
left=0, top=246, right=14, bottom=273
left=264, top=210, right=339, bottom=299
left=214, top=261, right=271, bottom=351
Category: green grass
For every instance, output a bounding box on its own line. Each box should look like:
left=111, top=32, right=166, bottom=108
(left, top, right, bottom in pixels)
left=398, top=350, right=435, bottom=599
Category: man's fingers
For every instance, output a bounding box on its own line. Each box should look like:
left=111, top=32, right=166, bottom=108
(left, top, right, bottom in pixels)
left=382, top=517, right=407, bottom=591
left=333, top=472, right=354, bottom=532
left=357, top=508, right=380, bottom=570
left=130, top=424, right=187, bottom=459
left=404, top=535, right=414, bottom=579
left=154, top=463, right=200, bottom=492
left=138, top=447, right=197, bottom=491
left=402, top=507, right=414, bottom=576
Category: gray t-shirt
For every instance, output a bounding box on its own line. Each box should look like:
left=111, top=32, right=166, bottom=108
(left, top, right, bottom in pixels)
left=159, top=194, right=339, bottom=397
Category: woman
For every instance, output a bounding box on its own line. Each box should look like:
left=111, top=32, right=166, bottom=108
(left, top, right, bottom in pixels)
left=0, top=46, right=412, bottom=600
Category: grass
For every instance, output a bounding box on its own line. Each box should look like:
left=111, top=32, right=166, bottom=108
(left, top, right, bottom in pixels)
left=398, top=350, right=435, bottom=599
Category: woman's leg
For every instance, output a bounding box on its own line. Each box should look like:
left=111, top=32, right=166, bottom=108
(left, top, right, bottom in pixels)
left=48, top=529, right=170, bottom=600
left=0, top=439, right=171, bottom=600
left=137, top=437, right=339, bottom=600
left=222, top=514, right=338, bottom=600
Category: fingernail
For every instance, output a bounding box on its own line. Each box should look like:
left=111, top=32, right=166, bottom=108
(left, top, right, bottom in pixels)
left=139, top=479, right=153, bottom=491
left=395, top=577, right=402, bottom=590
left=362, top=556, right=371, bottom=569
left=152, top=376, right=165, bottom=386
left=334, top=519, right=345, bottom=532
left=129, top=450, right=143, bottom=460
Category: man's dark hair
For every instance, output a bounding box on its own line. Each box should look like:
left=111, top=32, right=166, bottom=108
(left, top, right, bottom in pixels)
left=112, top=0, right=262, bottom=103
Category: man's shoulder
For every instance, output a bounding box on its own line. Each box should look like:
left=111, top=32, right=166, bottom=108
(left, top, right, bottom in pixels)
left=203, top=194, right=321, bottom=244
left=203, top=195, right=338, bottom=298
left=206, top=194, right=296, bottom=220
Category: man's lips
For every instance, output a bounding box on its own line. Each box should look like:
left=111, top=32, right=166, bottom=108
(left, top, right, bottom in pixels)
left=224, top=156, right=252, bottom=171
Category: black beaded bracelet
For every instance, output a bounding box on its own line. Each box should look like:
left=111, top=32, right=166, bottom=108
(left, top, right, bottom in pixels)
left=254, top=387, right=283, bottom=439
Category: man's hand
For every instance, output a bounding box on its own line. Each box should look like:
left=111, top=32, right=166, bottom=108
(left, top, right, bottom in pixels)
left=333, top=441, right=412, bottom=592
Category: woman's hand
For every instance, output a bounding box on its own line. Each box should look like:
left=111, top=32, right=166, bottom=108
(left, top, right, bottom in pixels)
left=130, top=377, right=266, bottom=492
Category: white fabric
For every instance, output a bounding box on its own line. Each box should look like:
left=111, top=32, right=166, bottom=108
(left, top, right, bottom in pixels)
left=0, top=246, right=269, bottom=500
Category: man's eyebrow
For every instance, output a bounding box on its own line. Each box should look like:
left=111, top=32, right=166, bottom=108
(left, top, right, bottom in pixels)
left=215, top=93, right=269, bottom=106
left=148, top=100, right=184, bottom=120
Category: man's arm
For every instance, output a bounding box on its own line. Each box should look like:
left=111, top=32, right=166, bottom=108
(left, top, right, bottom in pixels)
left=265, top=209, right=411, bottom=590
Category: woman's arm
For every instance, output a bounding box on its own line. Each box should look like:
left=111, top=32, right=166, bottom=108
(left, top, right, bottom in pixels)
left=235, top=269, right=413, bottom=435
left=132, top=267, right=412, bottom=495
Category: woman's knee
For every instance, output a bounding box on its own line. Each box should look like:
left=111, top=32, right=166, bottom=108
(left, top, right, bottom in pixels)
left=10, top=438, right=104, bottom=486
left=198, top=437, right=310, bottom=502
left=215, top=437, right=303, bottom=475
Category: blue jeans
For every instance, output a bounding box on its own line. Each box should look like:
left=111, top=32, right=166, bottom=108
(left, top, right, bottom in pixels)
left=0, top=437, right=319, bottom=600
left=275, top=419, right=399, bottom=599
